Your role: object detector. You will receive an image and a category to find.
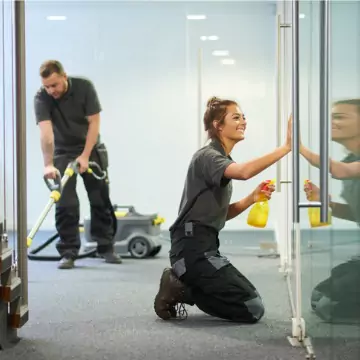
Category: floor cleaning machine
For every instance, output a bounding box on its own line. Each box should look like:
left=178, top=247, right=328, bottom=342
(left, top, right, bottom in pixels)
left=26, top=160, right=165, bottom=261
left=82, top=204, right=164, bottom=259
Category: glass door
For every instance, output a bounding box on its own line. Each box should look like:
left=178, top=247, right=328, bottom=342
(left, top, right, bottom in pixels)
left=277, top=0, right=332, bottom=358
left=274, top=0, right=295, bottom=332
left=295, top=1, right=333, bottom=357
left=328, top=1, right=360, bottom=358
left=288, top=0, right=360, bottom=358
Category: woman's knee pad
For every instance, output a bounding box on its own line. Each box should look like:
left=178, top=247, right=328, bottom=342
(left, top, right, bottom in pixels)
left=311, top=289, right=324, bottom=310
left=313, top=295, right=334, bottom=322
left=244, top=296, right=265, bottom=322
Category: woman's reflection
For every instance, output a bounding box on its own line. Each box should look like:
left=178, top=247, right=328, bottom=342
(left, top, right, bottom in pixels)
left=300, top=98, right=360, bottom=324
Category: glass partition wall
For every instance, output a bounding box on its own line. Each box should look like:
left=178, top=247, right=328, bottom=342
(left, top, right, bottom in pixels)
left=278, top=1, right=360, bottom=358
left=0, top=0, right=29, bottom=350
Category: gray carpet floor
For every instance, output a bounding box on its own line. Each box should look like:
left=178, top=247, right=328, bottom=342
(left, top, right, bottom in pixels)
left=1, top=231, right=359, bottom=360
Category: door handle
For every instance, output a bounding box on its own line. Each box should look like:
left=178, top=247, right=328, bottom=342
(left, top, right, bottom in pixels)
left=276, top=15, right=291, bottom=193
left=319, top=0, right=330, bottom=222
left=197, top=47, right=203, bottom=149
left=292, top=0, right=301, bottom=223
left=292, top=0, right=330, bottom=222
left=276, top=14, right=282, bottom=192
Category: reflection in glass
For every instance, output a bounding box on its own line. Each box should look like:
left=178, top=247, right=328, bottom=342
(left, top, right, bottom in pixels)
left=301, top=99, right=360, bottom=325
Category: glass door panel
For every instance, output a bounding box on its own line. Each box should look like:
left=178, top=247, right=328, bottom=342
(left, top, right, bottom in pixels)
left=327, top=0, right=360, bottom=358
left=291, top=0, right=360, bottom=358
left=298, top=1, right=333, bottom=355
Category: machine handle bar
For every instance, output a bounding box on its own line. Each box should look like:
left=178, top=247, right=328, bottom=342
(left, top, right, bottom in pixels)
left=43, top=161, right=106, bottom=193
left=43, top=170, right=62, bottom=192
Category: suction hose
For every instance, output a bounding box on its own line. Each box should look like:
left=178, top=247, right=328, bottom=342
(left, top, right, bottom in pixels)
left=27, top=160, right=111, bottom=261
left=27, top=225, right=98, bottom=261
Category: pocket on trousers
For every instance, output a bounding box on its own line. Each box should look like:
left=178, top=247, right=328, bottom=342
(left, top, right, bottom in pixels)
left=95, top=143, right=109, bottom=170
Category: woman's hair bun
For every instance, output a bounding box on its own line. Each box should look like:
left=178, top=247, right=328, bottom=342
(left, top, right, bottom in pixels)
left=206, top=96, right=221, bottom=109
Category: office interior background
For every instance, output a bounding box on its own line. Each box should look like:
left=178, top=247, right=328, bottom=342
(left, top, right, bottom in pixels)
left=0, top=0, right=359, bottom=359
left=1, top=0, right=359, bottom=231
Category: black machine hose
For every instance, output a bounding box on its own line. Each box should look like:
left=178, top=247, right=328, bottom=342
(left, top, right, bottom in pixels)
left=27, top=226, right=98, bottom=261
left=27, top=159, right=116, bottom=262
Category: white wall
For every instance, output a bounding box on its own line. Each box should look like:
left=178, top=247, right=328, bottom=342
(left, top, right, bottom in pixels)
left=22, top=0, right=280, bottom=231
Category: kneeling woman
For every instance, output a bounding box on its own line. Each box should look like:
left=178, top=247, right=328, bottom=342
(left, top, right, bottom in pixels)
left=154, top=97, right=291, bottom=323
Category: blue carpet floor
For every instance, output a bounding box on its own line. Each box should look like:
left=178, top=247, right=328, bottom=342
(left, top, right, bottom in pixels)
left=1, top=230, right=359, bottom=359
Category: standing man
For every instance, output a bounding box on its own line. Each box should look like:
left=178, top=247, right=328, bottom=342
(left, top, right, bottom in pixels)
left=34, top=60, right=122, bottom=269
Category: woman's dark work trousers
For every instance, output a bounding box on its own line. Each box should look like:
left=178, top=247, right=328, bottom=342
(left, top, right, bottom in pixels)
left=311, top=258, right=360, bottom=324
left=170, top=224, right=265, bottom=323
left=53, top=149, right=115, bottom=259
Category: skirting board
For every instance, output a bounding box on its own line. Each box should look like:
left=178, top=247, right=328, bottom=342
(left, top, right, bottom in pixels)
left=161, top=227, right=359, bottom=235
left=161, top=228, right=360, bottom=246
left=2, top=228, right=359, bottom=250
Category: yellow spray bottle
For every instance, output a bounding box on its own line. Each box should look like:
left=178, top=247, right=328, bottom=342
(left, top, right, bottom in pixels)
left=247, top=179, right=275, bottom=228
left=304, top=179, right=332, bottom=227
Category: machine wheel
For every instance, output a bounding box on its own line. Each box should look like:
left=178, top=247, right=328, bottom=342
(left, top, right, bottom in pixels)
left=129, top=236, right=151, bottom=259
left=149, top=245, right=162, bottom=257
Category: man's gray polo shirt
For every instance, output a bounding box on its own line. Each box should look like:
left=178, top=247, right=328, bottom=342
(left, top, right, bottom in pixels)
left=34, top=76, right=102, bottom=156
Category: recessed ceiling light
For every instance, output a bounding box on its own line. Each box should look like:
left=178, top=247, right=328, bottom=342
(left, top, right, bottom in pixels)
left=187, top=14, right=206, bottom=20
left=212, top=50, right=229, bottom=57
left=47, top=15, right=67, bottom=20
left=200, top=35, right=219, bottom=41
left=221, top=59, right=236, bottom=65
left=299, top=13, right=305, bottom=19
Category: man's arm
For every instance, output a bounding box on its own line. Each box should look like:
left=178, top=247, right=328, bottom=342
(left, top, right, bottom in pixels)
left=34, top=95, right=54, bottom=166
left=81, top=80, right=102, bottom=159
left=81, top=113, right=100, bottom=159
left=39, top=121, right=54, bottom=166
left=330, top=201, right=356, bottom=222
left=300, top=145, right=360, bottom=179
left=227, top=194, right=254, bottom=221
